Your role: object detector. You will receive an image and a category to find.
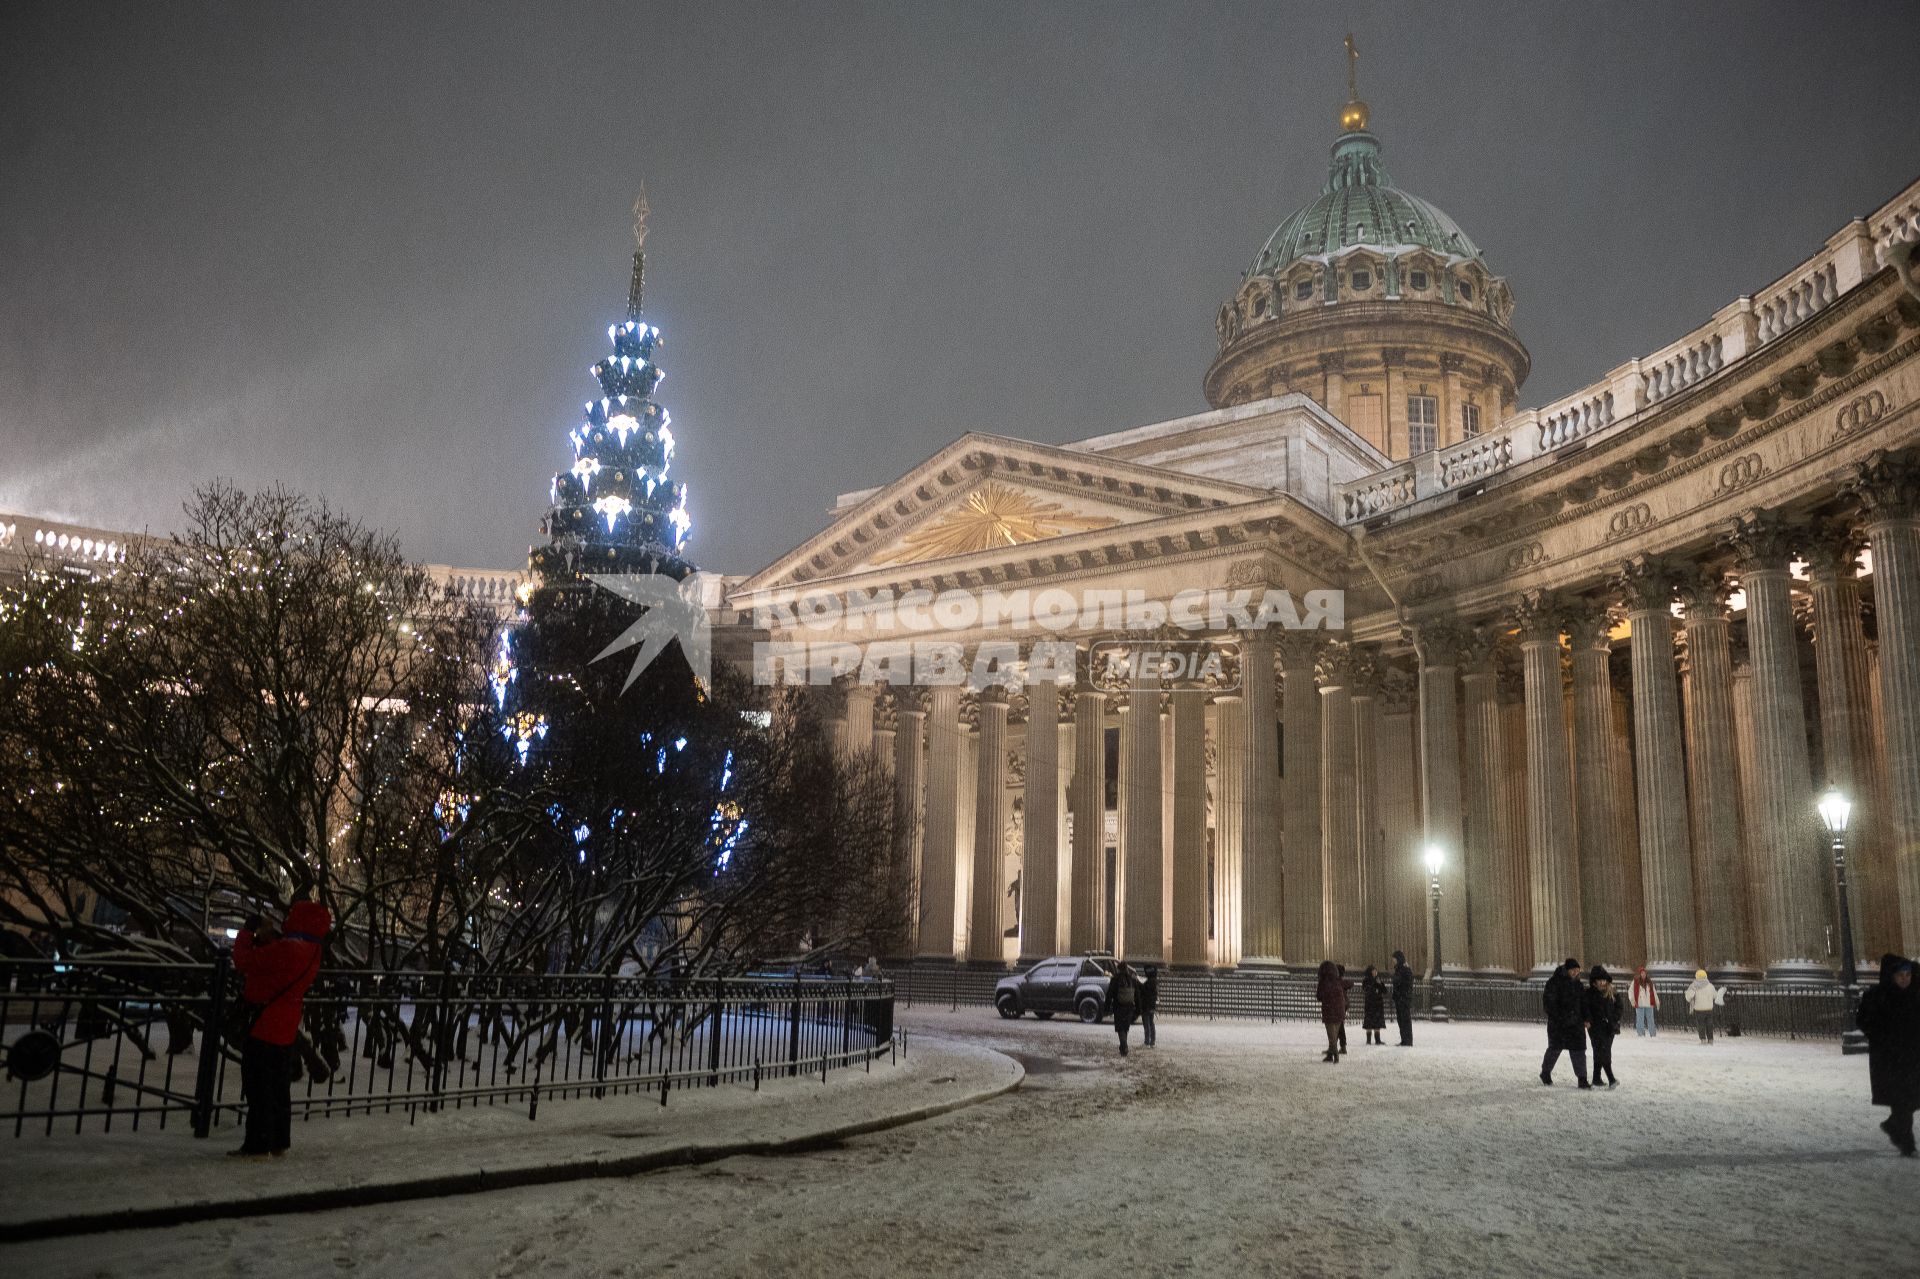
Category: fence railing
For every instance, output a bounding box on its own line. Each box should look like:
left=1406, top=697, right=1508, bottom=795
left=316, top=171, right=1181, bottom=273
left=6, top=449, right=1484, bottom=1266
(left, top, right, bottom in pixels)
left=0, top=959, right=896, bottom=1139
left=889, top=963, right=1853, bottom=1041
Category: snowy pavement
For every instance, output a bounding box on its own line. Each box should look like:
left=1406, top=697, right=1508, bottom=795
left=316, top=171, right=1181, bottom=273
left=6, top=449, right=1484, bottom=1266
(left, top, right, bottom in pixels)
left=0, top=1032, right=1012, bottom=1238
left=4, top=1009, right=1911, bottom=1278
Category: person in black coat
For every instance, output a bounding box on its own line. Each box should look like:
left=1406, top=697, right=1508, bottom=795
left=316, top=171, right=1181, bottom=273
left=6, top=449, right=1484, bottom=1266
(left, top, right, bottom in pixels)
left=1540, top=958, right=1591, bottom=1089
left=1361, top=965, right=1388, bottom=1045
left=1139, top=967, right=1159, bottom=1048
left=1584, top=964, right=1624, bottom=1088
left=1109, top=961, right=1139, bottom=1057
left=1390, top=950, right=1415, bottom=1046
left=1857, top=952, right=1919, bottom=1156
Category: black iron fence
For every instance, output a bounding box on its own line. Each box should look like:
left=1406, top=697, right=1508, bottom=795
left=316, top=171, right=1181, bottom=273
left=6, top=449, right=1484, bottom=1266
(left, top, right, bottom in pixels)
left=889, top=963, right=1853, bottom=1040
left=0, top=959, right=896, bottom=1138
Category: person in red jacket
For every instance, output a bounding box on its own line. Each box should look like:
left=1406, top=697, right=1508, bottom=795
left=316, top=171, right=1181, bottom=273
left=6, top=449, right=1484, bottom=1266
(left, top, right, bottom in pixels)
left=229, top=898, right=330, bottom=1158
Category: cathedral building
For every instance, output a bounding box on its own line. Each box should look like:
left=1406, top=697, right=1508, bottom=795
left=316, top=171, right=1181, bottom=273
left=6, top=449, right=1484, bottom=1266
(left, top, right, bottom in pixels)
left=7, top=80, right=1918, bottom=989
left=729, top=78, right=1920, bottom=986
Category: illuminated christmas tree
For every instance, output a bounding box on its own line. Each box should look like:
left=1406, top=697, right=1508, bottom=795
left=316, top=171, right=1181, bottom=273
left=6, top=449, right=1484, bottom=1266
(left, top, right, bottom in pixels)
left=531, top=186, right=693, bottom=586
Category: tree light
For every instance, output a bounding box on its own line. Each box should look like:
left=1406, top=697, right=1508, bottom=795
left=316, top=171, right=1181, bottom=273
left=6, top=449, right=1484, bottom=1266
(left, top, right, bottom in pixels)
left=1423, top=844, right=1443, bottom=875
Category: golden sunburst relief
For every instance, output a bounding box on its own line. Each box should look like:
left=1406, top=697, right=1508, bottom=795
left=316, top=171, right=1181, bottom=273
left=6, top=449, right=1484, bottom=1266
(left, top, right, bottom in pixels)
left=871, top=482, right=1120, bottom=567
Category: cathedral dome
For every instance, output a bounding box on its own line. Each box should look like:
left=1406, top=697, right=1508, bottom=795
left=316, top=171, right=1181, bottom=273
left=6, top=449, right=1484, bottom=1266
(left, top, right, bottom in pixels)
left=1247, top=130, right=1482, bottom=277
left=1202, top=81, right=1529, bottom=458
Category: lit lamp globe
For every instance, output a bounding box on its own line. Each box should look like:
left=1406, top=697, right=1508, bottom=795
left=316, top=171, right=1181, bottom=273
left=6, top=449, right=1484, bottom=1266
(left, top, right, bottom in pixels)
left=1818, top=787, right=1851, bottom=834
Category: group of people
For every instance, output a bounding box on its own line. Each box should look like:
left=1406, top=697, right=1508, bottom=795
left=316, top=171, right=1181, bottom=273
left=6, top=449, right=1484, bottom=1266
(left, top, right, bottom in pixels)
left=1539, top=959, right=1626, bottom=1089
left=1106, top=961, right=1158, bottom=1056
left=1313, top=952, right=1418, bottom=1060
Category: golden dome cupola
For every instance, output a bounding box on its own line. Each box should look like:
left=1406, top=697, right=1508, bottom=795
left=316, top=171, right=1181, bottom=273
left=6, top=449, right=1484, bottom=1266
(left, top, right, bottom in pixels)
left=1205, top=36, right=1530, bottom=461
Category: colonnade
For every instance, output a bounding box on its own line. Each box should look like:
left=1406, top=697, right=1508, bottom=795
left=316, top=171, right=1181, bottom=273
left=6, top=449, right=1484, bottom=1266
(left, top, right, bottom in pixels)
left=828, top=457, right=1920, bottom=981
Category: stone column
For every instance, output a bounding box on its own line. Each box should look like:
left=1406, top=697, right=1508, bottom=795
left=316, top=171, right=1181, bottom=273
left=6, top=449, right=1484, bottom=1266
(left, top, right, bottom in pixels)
left=1379, top=669, right=1425, bottom=972
left=891, top=690, right=926, bottom=958
left=917, top=684, right=962, bottom=960
left=1170, top=681, right=1208, bottom=967
left=1725, top=512, right=1828, bottom=981
left=1848, top=453, right=1920, bottom=954
left=1619, top=555, right=1698, bottom=977
left=1730, top=651, right=1769, bottom=967
left=1565, top=601, right=1636, bottom=973
left=1213, top=687, right=1246, bottom=968
left=967, top=689, right=1008, bottom=964
left=1677, top=573, right=1756, bottom=977
left=1242, top=632, right=1284, bottom=963
left=1805, top=527, right=1889, bottom=969
left=1498, top=662, right=1534, bottom=968
left=1278, top=636, right=1323, bottom=965
left=844, top=683, right=875, bottom=761
left=1351, top=648, right=1386, bottom=967
left=1409, top=621, right=1471, bottom=975
left=871, top=690, right=896, bottom=774
left=1068, top=666, right=1107, bottom=956
left=1460, top=635, right=1518, bottom=977
left=1121, top=670, right=1164, bottom=963
left=1021, top=685, right=1065, bottom=963
left=1516, top=591, right=1581, bottom=976
left=1319, top=645, right=1361, bottom=966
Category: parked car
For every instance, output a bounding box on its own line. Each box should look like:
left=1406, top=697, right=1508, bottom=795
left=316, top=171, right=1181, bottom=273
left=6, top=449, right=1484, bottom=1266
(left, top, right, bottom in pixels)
left=994, top=954, right=1115, bottom=1023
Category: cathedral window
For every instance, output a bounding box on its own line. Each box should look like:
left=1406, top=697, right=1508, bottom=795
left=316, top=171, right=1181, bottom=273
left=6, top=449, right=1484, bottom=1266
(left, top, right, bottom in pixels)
left=1295, top=279, right=1314, bottom=300
left=1462, top=403, right=1482, bottom=438
left=1457, top=280, right=1475, bottom=301
left=1350, top=269, right=1372, bottom=291
left=1408, top=395, right=1438, bottom=453
left=1409, top=269, right=1429, bottom=291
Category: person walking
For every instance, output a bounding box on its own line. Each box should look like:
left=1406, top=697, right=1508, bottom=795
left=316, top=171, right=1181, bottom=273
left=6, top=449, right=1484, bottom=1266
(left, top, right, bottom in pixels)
left=1315, top=960, right=1348, bottom=1063
left=1109, top=960, right=1139, bottom=1057
left=1391, top=950, right=1415, bottom=1046
left=1585, top=965, right=1623, bottom=1088
left=1629, top=966, right=1660, bottom=1037
left=1857, top=953, right=1919, bottom=1156
left=1684, top=969, right=1723, bottom=1044
left=1139, top=966, right=1159, bottom=1048
left=229, top=898, right=331, bottom=1159
left=1361, top=964, right=1388, bottom=1046
left=1540, top=958, right=1591, bottom=1089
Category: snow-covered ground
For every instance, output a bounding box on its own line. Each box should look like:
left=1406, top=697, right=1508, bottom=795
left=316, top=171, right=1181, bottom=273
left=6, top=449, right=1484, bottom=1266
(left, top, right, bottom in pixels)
left=7, top=1009, right=1910, bottom=1278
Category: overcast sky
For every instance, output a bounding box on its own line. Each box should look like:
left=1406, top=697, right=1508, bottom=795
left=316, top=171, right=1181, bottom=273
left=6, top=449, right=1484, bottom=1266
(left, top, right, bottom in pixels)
left=5, top=2, right=1917, bottom=576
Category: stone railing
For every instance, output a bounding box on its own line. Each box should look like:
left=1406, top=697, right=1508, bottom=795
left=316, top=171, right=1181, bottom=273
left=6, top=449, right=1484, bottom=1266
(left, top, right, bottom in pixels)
left=1334, top=175, right=1919, bottom=524
left=1340, top=463, right=1418, bottom=521
left=431, top=565, right=528, bottom=608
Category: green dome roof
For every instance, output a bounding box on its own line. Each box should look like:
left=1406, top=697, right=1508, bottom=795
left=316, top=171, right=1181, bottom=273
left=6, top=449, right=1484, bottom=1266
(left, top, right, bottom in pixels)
left=1247, top=131, right=1481, bottom=278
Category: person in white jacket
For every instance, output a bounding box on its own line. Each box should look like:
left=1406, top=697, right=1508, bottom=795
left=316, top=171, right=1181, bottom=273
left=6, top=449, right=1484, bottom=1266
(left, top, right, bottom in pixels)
left=1684, top=970, right=1724, bottom=1043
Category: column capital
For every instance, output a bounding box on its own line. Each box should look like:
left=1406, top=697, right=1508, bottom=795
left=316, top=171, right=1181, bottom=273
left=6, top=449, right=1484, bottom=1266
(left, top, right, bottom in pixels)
left=1616, top=553, right=1687, bottom=616
left=1274, top=632, right=1323, bottom=671
left=1800, top=524, right=1867, bottom=580
left=1402, top=618, right=1474, bottom=667
left=1843, top=448, right=1920, bottom=525
left=1315, top=639, right=1356, bottom=689
left=1675, top=568, right=1733, bottom=623
left=895, top=686, right=931, bottom=716
left=1563, top=596, right=1616, bottom=652
left=1347, top=641, right=1384, bottom=695
left=1722, top=509, right=1797, bottom=573
left=872, top=686, right=899, bottom=732
left=1378, top=663, right=1419, bottom=714
left=1509, top=589, right=1570, bottom=646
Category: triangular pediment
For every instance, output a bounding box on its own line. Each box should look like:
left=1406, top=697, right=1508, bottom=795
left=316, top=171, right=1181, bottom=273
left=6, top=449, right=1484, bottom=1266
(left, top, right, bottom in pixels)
left=736, top=433, right=1270, bottom=592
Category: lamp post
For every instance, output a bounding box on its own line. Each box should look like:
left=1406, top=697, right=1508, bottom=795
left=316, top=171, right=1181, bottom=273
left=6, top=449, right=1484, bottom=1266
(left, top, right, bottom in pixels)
left=1817, top=787, right=1868, bottom=1055
left=1424, top=844, right=1449, bottom=1023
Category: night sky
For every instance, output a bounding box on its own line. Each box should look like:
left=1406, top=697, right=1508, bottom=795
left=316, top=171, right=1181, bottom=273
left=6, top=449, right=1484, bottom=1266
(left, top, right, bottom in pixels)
left=5, top=2, right=1917, bottom=576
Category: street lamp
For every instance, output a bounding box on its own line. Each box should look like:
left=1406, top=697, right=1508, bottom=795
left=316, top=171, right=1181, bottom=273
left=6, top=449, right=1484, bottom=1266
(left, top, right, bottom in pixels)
left=1424, top=844, right=1449, bottom=1023
left=1818, top=787, right=1868, bottom=1055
